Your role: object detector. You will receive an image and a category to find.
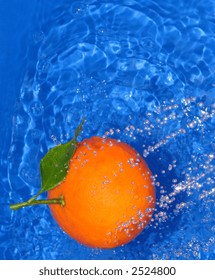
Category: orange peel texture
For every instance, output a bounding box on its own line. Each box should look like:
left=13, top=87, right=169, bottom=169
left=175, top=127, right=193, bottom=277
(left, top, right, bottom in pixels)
left=48, top=136, right=156, bottom=249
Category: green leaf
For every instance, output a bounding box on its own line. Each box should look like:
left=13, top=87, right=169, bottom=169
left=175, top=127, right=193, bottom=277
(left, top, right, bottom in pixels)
left=39, top=119, right=85, bottom=194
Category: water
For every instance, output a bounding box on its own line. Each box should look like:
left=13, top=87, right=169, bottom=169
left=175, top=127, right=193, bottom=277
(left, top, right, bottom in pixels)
left=0, top=0, right=215, bottom=259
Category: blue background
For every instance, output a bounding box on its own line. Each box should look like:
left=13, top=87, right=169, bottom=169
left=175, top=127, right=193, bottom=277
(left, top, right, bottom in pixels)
left=0, top=0, right=215, bottom=259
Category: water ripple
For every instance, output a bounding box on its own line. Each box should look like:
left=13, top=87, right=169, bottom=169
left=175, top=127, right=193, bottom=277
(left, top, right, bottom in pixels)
left=6, top=0, right=215, bottom=260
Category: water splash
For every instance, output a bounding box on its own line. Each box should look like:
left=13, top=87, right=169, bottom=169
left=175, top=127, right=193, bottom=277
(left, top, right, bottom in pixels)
left=6, top=0, right=215, bottom=260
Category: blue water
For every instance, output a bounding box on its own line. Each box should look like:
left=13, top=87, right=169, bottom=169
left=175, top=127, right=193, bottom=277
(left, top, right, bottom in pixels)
left=0, top=0, right=215, bottom=260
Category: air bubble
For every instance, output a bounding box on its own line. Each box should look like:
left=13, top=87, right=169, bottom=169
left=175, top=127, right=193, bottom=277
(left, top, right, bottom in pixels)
left=140, top=37, right=158, bottom=53
left=37, top=58, right=51, bottom=74
left=146, top=196, right=153, bottom=203
left=29, top=101, right=44, bottom=117
left=97, top=26, right=107, bottom=36
left=70, top=2, right=87, bottom=17
left=19, top=165, right=36, bottom=185
left=33, top=31, right=45, bottom=44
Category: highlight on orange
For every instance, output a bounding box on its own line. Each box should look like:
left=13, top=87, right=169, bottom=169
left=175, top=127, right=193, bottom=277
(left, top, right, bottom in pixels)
left=48, top=136, right=156, bottom=248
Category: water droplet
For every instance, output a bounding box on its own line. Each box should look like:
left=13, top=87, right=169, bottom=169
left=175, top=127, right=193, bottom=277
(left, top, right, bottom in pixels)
left=109, top=141, right=113, bottom=147
left=187, top=120, right=197, bottom=128
left=168, top=164, right=173, bottom=171
left=146, top=195, right=153, bottom=203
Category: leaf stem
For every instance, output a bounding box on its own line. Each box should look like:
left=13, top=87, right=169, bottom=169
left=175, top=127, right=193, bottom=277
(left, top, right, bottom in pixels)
left=27, top=191, right=43, bottom=203
left=10, top=196, right=65, bottom=211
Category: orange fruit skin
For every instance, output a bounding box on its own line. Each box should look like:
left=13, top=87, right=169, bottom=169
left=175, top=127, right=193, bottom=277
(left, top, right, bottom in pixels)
left=48, top=136, right=156, bottom=249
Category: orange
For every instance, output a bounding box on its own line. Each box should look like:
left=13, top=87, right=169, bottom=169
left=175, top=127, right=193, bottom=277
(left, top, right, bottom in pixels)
left=48, top=136, right=155, bottom=248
